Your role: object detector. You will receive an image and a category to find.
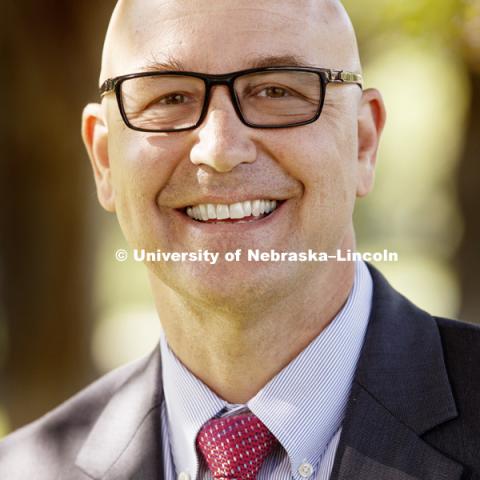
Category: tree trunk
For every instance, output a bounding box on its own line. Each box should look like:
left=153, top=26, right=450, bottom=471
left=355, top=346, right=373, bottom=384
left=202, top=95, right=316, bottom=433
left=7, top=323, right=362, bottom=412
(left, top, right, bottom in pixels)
left=456, top=71, right=480, bottom=325
left=1, top=0, right=115, bottom=429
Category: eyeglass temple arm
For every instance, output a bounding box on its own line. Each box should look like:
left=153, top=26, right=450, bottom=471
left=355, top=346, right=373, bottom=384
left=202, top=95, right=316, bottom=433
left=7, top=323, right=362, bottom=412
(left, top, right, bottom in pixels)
left=99, top=78, right=117, bottom=97
left=327, top=70, right=363, bottom=88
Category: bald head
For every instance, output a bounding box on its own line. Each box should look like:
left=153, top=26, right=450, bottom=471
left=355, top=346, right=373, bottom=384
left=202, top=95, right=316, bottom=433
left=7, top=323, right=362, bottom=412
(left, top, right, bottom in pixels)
left=99, top=0, right=361, bottom=85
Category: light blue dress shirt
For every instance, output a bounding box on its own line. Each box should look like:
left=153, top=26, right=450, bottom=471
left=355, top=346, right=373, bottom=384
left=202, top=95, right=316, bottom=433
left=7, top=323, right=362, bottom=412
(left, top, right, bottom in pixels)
left=160, top=260, right=373, bottom=480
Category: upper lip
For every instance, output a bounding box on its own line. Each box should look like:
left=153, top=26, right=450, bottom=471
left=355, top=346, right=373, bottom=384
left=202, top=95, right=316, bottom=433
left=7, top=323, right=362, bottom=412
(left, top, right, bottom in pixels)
left=173, top=196, right=289, bottom=209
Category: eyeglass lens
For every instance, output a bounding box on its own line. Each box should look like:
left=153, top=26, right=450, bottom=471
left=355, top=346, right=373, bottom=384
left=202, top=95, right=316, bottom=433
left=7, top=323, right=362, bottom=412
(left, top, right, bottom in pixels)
left=120, top=71, right=323, bottom=131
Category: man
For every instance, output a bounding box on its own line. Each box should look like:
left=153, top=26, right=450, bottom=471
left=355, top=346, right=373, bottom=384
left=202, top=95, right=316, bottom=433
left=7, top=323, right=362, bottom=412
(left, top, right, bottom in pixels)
left=1, top=0, right=479, bottom=479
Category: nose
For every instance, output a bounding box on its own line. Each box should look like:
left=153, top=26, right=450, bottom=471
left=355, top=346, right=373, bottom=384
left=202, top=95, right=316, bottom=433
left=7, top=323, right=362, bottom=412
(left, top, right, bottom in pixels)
left=189, top=86, right=257, bottom=173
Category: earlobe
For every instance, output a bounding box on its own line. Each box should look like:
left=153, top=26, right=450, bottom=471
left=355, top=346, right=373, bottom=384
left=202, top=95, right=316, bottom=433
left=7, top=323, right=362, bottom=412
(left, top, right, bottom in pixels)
left=82, top=103, right=116, bottom=212
left=356, top=88, right=387, bottom=198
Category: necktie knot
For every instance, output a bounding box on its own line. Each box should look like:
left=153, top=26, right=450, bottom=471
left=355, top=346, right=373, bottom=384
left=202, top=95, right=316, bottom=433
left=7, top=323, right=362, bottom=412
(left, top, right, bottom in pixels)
left=196, top=412, right=278, bottom=479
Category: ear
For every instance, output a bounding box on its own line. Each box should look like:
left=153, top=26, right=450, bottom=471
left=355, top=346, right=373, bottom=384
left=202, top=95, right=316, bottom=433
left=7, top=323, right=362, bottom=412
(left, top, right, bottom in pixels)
left=82, top=103, right=116, bottom=212
left=356, top=88, right=386, bottom=197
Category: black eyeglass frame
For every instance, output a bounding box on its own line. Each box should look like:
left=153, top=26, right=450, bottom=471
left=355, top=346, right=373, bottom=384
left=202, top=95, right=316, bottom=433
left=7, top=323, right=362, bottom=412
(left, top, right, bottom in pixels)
left=100, top=66, right=363, bottom=133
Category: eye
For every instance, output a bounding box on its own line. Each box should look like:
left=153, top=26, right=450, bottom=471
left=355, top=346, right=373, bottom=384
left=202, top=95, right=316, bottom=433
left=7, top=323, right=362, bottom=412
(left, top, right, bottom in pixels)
left=159, top=93, right=188, bottom=105
left=258, top=86, right=291, bottom=98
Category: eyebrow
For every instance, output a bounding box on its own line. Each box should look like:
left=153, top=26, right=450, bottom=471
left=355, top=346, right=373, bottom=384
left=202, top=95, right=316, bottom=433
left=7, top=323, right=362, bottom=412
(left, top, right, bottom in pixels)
left=246, top=54, right=312, bottom=69
left=141, top=55, right=187, bottom=72
left=140, top=54, right=313, bottom=73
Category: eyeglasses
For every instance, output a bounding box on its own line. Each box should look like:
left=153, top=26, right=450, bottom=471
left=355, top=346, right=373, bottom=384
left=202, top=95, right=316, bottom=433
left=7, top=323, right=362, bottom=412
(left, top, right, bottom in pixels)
left=100, top=66, right=363, bottom=133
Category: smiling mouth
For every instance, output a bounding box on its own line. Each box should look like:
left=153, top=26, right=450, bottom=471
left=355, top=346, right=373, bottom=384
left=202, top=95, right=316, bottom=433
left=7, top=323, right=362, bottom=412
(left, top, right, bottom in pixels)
left=180, top=199, right=285, bottom=224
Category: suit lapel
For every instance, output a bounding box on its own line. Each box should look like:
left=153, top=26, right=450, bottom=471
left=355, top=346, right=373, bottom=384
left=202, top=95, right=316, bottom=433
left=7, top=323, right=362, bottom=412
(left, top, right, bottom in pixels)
left=330, top=383, right=463, bottom=480
left=330, top=265, right=464, bottom=480
left=75, top=348, right=164, bottom=480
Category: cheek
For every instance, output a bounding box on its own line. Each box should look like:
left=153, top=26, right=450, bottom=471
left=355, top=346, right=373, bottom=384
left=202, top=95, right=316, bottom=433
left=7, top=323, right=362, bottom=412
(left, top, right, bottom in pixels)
left=107, top=133, right=187, bottom=243
left=271, top=123, right=358, bottom=207
left=109, top=132, right=188, bottom=197
left=265, top=122, right=358, bottom=249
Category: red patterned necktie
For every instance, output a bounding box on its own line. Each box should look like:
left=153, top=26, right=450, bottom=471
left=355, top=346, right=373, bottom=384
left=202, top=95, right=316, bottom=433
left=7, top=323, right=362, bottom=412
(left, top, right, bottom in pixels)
left=196, top=412, right=278, bottom=479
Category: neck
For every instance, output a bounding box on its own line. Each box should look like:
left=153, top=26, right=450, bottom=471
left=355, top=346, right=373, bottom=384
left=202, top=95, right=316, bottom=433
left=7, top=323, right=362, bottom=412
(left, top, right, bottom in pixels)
left=151, top=239, right=356, bottom=404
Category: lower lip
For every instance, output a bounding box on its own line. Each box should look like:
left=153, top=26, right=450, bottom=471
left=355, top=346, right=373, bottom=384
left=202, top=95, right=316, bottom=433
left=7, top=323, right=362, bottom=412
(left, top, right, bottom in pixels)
left=173, top=201, right=287, bottom=232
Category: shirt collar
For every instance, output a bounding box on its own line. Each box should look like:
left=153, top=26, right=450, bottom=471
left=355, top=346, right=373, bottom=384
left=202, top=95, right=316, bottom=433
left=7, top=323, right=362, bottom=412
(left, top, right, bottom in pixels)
left=160, top=260, right=373, bottom=480
left=160, top=334, right=225, bottom=479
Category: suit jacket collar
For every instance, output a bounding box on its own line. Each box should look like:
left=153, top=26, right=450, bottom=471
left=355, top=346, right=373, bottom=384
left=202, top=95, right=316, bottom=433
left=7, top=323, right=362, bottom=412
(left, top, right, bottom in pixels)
left=75, top=348, right=164, bottom=480
left=330, top=264, right=463, bottom=480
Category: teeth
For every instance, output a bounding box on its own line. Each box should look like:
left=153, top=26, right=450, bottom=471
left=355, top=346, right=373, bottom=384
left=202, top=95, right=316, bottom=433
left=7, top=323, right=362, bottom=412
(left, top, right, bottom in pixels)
left=185, top=199, right=279, bottom=221
left=242, top=200, right=252, bottom=217
left=199, top=204, right=208, bottom=221
left=216, top=204, right=230, bottom=220
left=260, top=201, right=266, bottom=215
left=229, top=202, right=245, bottom=219
left=207, top=204, right=216, bottom=219
left=252, top=200, right=261, bottom=217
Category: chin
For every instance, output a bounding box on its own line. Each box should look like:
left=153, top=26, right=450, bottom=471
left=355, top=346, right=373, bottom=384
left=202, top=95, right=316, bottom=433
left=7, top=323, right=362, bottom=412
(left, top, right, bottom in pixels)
left=168, top=262, right=290, bottom=309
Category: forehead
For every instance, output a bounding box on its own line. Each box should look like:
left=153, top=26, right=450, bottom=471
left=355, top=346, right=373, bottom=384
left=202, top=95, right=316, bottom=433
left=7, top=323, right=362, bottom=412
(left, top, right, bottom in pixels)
left=104, top=0, right=352, bottom=77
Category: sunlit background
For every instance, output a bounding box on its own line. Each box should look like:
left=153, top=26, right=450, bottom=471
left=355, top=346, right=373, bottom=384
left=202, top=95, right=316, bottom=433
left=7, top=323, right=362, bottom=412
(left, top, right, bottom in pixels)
left=1, top=0, right=479, bottom=437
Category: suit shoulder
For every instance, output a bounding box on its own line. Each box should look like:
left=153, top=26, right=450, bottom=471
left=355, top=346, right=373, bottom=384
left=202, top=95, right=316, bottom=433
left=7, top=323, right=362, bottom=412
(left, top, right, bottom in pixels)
left=427, top=316, right=480, bottom=470
left=434, top=316, right=480, bottom=389
left=435, top=316, right=480, bottom=362
left=0, top=352, right=154, bottom=479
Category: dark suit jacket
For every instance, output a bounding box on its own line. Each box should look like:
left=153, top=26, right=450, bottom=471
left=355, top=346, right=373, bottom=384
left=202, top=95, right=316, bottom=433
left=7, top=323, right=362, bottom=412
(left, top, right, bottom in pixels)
left=1, top=265, right=480, bottom=479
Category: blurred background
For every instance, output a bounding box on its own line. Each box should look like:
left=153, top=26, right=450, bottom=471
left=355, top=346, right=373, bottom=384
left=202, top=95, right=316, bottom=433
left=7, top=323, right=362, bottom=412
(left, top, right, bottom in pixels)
left=1, top=0, right=479, bottom=436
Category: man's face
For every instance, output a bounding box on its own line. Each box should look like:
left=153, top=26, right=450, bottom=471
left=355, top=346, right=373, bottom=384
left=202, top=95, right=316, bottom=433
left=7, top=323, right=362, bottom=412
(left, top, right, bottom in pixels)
left=88, top=0, right=378, bottom=308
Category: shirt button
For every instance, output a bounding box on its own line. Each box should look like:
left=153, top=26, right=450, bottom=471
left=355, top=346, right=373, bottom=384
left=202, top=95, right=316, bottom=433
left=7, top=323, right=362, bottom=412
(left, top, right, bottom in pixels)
left=178, top=472, right=190, bottom=480
left=298, top=462, right=314, bottom=478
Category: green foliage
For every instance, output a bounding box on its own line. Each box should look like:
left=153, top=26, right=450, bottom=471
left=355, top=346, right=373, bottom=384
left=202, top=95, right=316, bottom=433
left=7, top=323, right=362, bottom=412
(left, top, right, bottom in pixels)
left=343, top=0, right=464, bottom=48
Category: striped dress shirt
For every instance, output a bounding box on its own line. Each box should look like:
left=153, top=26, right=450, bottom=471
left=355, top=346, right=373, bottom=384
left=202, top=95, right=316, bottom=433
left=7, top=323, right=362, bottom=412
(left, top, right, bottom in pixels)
left=160, top=260, right=373, bottom=480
